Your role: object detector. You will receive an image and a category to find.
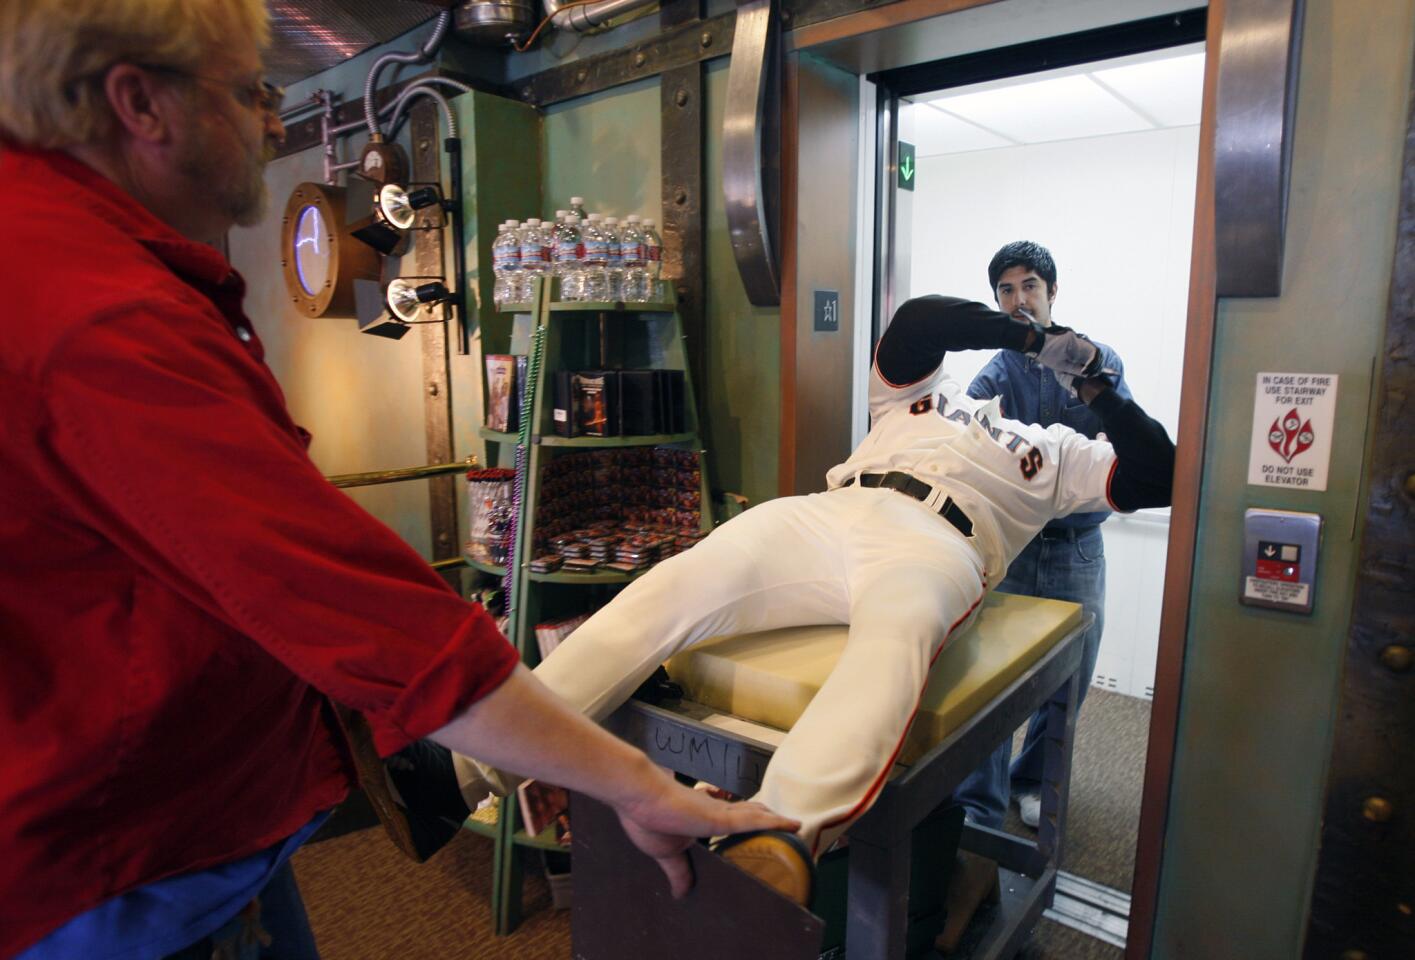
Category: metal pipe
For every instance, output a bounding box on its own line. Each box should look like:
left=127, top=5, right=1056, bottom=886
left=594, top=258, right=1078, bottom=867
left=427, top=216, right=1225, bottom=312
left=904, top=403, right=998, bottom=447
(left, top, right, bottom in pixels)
left=387, top=83, right=458, bottom=139
left=542, top=0, right=659, bottom=33
left=429, top=556, right=468, bottom=571
left=326, top=459, right=475, bottom=489
left=320, top=90, right=336, bottom=184
left=363, top=10, right=453, bottom=140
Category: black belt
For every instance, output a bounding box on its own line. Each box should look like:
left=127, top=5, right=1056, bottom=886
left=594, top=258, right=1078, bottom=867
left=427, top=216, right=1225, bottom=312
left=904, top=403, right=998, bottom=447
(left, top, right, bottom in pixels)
left=1037, top=524, right=1100, bottom=541
left=843, top=472, right=974, bottom=538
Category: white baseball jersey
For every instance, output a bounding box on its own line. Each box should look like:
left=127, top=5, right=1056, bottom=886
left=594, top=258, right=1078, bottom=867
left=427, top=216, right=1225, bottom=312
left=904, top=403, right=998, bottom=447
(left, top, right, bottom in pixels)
left=825, top=359, right=1120, bottom=580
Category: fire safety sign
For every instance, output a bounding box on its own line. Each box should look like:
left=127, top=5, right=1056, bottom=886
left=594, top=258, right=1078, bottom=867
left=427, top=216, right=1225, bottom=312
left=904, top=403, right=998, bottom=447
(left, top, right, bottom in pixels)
left=1247, top=372, right=1338, bottom=491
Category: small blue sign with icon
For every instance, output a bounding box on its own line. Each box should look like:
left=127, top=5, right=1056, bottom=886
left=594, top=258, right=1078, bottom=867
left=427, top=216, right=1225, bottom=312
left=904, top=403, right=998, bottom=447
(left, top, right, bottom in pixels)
left=814, top=290, right=840, bottom=333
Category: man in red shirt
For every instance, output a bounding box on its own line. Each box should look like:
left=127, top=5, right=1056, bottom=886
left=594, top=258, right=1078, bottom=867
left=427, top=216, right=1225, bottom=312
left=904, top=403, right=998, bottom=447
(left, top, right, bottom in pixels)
left=0, top=2, right=793, bottom=956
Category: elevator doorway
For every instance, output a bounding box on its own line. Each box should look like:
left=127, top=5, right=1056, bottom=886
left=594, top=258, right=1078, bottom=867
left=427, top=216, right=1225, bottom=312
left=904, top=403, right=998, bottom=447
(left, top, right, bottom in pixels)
left=871, top=30, right=1205, bottom=953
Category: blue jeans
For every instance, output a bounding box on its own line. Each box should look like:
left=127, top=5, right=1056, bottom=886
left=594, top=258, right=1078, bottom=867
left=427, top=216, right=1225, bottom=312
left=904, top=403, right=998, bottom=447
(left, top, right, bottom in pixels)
left=952, top=525, right=1105, bottom=829
left=163, top=863, right=319, bottom=960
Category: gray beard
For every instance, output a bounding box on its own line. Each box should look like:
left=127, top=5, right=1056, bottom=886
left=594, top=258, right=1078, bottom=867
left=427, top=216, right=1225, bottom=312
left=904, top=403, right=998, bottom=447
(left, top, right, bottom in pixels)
left=178, top=129, right=268, bottom=227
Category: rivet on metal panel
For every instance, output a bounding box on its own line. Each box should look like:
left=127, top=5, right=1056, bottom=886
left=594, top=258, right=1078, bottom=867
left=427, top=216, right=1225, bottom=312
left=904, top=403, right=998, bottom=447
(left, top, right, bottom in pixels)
left=700, top=31, right=712, bottom=47
left=676, top=87, right=689, bottom=107
left=634, top=51, right=647, bottom=67
left=1361, top=796, right=1393, bottom=823
left=1378, top=645, right=1412, bottom=672
left=674, top=187, right=688, bottom=205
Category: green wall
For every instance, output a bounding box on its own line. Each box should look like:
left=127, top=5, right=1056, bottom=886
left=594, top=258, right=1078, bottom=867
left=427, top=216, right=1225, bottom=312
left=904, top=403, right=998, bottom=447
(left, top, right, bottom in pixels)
left=703, top=58, right=782, bottom=505
left=543, top=77, right=662, bottom=221
left=539, top=63, right=782, bottom=506
left=1153, top=1, right=1415, bottom=955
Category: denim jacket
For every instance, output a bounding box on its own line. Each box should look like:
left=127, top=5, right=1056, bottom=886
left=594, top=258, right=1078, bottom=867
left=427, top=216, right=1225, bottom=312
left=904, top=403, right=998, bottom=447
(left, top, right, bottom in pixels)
left=967, top=341, right=1132, bottom=530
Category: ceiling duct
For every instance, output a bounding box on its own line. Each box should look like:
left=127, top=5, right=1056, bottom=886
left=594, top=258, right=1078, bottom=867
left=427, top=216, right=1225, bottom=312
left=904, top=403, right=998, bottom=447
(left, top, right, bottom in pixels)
left=452, top=0, right=535, bottom=45
left=541, top=0, right=658, bottom=33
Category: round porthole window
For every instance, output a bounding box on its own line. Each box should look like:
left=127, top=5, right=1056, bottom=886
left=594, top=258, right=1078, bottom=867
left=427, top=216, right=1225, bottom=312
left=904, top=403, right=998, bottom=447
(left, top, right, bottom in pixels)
left=292, top=204, right=331, bottom=296
left=279, top=182, right=381, bottom=317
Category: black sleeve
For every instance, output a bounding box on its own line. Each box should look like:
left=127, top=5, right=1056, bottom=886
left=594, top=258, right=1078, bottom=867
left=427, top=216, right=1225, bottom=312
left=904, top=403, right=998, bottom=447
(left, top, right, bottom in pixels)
left=1086, top=384, right=1175, bottom=510
left=875, top=296, right=1032, bottom=385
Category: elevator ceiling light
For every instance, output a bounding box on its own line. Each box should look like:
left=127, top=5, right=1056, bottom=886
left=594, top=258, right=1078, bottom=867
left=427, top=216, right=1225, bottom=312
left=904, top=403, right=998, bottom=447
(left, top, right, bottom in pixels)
left=386, top=277, right=452, bottom=322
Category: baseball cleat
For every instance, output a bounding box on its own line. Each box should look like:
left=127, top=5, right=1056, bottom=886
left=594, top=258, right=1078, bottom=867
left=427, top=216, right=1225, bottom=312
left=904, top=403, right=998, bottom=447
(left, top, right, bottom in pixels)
left=713, top=830, right=815, bottom=906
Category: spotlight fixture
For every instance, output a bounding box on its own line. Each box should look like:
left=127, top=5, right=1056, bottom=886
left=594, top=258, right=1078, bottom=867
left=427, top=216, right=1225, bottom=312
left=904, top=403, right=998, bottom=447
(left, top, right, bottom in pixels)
left=353, top=278, right=410, bottom=340
left=386, top=277, right=452, bottom=322
left=377, top=183, right=445, bottom=231
left=349, top=179, right=454, bottom=255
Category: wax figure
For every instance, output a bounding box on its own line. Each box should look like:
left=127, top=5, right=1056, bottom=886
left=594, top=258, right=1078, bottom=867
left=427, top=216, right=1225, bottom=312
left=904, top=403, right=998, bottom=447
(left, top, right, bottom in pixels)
left=0, top=3, right=790, bottom=957
left=459, top=295, right=1176, bottom=905
left=944, top=241, right=1134, bottom=951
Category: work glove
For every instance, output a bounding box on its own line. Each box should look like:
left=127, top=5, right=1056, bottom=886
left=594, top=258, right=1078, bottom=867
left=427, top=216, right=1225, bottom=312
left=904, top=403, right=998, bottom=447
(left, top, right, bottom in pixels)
left=1025, top=324, right=1111, bottom=396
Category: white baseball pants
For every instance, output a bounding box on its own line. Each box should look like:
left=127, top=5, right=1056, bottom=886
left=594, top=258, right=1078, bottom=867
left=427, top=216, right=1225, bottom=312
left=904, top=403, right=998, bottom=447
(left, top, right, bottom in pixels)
left=514, top=484, right=985, bottom=854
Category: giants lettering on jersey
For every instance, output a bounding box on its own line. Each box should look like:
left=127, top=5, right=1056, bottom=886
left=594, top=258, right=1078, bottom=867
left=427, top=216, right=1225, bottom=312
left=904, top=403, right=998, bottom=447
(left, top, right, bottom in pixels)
left=911, top=391, right=1045, bottom=481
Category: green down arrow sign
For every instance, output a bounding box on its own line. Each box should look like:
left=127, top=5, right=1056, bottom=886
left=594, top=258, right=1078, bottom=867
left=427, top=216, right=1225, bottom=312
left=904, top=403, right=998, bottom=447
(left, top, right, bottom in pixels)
left=897, top=141, right=916, bottom=192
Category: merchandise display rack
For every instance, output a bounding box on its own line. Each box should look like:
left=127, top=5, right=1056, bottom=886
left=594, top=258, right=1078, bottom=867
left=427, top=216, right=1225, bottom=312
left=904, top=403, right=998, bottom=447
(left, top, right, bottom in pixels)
left=466, top=275, right=714, bottom=934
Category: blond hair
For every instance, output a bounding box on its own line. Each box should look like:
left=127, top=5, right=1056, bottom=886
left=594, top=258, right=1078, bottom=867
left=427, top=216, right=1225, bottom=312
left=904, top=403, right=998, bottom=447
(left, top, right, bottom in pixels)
left=0, top=0, right=270, bottom=148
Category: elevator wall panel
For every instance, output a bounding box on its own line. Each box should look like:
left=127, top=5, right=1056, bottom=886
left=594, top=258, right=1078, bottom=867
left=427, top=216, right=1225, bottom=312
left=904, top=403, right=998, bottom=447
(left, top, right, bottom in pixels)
left=1153, top=2, right=1415, bottom=956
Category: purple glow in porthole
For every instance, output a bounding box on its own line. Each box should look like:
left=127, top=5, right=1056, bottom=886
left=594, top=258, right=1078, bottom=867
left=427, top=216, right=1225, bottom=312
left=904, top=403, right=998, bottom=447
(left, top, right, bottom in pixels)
left=293, top=205, right=331, bottom=296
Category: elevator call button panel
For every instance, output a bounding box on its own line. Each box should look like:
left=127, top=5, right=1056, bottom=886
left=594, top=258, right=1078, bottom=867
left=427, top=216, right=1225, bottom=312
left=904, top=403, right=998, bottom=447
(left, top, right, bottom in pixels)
left=1241, top=508, right=1322, bottom=614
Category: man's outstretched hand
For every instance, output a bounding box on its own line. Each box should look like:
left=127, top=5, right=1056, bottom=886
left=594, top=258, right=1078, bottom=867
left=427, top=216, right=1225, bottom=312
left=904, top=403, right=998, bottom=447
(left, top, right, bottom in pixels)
left=614, top=768, right=801, bottom=899
left=431, top=664, right=800, bottom=901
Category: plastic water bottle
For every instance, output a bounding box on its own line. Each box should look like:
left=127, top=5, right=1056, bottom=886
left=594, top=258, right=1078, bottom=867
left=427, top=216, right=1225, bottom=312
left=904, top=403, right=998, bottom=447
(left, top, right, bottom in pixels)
left=642, top=218, right=663, bottom=302
left=569, top=196, right=588, bottom=221
left=621, top=215, right=647, bottom=302
left=603, top=217, right=624, bottom=302
left=519, top=218, right=549, bottom=301
left=552, top=215, right=583, bottom=301
left=580, top=214, right=610, bottom=302
left=492, top=220, right=521, bottom=305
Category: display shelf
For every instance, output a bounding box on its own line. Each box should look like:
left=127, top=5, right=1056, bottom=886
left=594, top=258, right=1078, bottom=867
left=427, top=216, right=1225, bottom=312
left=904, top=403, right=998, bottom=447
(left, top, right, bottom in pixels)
left=546, top=299, right=677, bottom=313
left=488, top=273, right=712, bottom=937
left=528, top=567, right=652, bottom=585
left=536, top=431, right=697, bottom=448
left=463, top=555, right=508, bottom=577
left=513, top=825, right=568, bottom=852
left=461, top=813, right=499, bottom=839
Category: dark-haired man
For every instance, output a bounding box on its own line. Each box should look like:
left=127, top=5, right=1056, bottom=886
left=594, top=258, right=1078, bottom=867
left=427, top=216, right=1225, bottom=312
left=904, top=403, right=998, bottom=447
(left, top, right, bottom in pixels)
left=940, top=241, right=1133, bottom=953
